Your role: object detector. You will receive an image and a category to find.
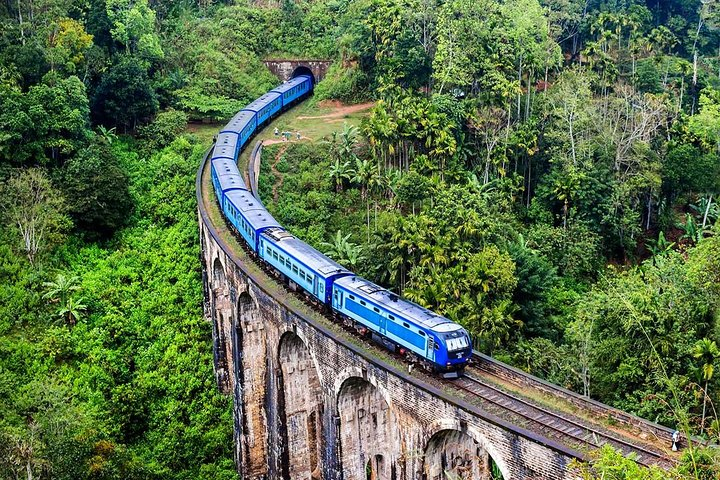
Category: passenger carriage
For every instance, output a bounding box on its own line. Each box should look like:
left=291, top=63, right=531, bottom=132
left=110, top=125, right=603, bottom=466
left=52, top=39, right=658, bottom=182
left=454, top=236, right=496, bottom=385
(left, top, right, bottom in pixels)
left=210, top=157, right=246, bottom=205
left=271, top=75, right=313, bottom=108
left=223, top=110, right=256, bottom=148
left=259, top=227, right=350, bottom=304
left=224, top=190, right=281, bottom=252
left=242, top=92, right=283, bottom=127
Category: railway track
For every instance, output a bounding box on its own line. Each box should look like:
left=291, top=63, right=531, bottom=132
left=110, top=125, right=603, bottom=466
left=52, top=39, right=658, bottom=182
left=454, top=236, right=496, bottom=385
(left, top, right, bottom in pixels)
left=205, top=133, right=681, bottom=470
left=453, top=373, right=674, bottom=468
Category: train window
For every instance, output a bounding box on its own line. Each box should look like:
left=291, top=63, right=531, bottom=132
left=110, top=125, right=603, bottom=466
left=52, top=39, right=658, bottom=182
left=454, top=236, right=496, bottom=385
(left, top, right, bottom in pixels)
left=273, top=252, right=278, bottom=260
left=388, top=315, right=394, bottom=320
left=402, top=322, right=409, bottom=328
left=292, top=265, right=299, bottom=274
left=359, top=300, right=366, bottom=306
left=286, top=259, right=291, bottom=268
left=373, top=307, right=380, bottom=313
left=349, top=295, right=355, bottom=300
left=419, top=331, right=426, bottom=336
left=266, top=247, right=271, bottom=255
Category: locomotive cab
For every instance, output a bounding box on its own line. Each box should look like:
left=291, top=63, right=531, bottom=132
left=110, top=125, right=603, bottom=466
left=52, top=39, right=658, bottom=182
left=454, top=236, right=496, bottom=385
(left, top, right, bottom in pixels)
left=433, top=323, right=472, bottom=378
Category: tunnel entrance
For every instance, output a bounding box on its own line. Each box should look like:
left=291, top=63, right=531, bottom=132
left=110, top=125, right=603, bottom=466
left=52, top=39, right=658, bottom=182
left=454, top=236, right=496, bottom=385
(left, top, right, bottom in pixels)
left=292, top=65, right=315, bottom=84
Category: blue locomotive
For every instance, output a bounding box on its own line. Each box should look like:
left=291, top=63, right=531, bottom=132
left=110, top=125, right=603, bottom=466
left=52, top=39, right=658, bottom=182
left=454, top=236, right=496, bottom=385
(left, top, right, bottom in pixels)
left=208, top=73, right=472, bottom=377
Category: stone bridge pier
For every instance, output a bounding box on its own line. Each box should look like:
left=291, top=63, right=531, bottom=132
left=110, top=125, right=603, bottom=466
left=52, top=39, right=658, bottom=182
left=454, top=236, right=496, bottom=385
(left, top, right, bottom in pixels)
left=263, top=59, right=332, bottom=84
left=198, top=162, right=581, bottom=480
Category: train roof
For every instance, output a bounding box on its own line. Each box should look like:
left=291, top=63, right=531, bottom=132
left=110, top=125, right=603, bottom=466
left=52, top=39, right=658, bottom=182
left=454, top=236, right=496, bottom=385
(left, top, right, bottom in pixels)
left=216, top=132, right=238, bottom=150
left=262, top=227, right=350, bottom=278
left=223, top=110, right=255, bottom=134
left=271, top=75, right=312, bottom=94
left=212, top=158, right=246, bottom=192
left=333, top=276, right=461, bottom=332
left=242, top=91, right=282, bottom=113
left=212, top=141, right=237, bottom=161
left=226, top=190, right=281, bottom=231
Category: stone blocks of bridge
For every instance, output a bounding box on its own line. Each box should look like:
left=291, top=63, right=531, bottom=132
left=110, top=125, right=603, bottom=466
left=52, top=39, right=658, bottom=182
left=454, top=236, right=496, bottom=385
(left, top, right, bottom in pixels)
left=199, top=217, right=579, bottom=480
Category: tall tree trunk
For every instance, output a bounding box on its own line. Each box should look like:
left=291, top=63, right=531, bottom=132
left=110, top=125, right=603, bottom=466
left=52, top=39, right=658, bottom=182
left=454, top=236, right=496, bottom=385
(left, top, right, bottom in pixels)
left=702, top=194, right=713, bottom=229
left=17, top=0, right=25, bottom=45
left=568, top=114, right=577, bottom=165
left=526, top=156, right=531, bottom=209
left=517, top=58, right=523, bottom=120
left=366, top=197, right=370, bottom=243
left=701, top=379, right=708, bottom=433
left=525, top=69, right=533, bottom=121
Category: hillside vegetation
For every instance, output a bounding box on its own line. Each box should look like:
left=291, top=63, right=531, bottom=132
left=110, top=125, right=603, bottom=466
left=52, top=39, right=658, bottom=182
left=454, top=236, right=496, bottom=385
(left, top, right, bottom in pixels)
left=0, top=0, right=719, bottom=479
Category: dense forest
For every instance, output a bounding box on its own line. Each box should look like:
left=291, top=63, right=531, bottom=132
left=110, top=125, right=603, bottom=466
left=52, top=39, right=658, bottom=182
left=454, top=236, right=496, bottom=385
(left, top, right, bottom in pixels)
left=1, top=0, right=719, bottom=478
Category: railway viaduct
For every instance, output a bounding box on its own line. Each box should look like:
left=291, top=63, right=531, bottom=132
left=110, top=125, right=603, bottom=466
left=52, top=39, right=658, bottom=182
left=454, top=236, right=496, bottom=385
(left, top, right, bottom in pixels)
left=197, top=152, right=585, bottom=480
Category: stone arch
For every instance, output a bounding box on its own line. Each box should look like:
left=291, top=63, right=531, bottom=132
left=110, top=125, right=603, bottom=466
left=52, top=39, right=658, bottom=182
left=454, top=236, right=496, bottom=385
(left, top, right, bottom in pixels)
left=333, top=367, right=393, bottom=411
left=337, top=377, right=400, bottom=480
left=277, top=331, right=323, bottom=479
left=231, top=290, right=252, bottom=475
left=292, top=65, right=316, bottom=85
left=211, top=257, right=231, bottom=393
left=233, top=286, right=269, bottom=478
left=421, top=420, right=510, bottom=480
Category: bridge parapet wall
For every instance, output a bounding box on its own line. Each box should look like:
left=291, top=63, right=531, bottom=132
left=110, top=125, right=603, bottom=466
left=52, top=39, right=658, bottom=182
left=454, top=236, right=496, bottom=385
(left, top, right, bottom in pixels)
left=197, top=155, right=581, bottom=480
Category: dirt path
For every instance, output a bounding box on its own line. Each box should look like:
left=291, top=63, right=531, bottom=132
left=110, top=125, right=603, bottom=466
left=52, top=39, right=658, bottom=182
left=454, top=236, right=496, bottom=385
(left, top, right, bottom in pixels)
left=296, top=102, right=374, bottom=120
left=262, top=136, right=312, bottom=146
left=271, top=146, right=288, bottom=202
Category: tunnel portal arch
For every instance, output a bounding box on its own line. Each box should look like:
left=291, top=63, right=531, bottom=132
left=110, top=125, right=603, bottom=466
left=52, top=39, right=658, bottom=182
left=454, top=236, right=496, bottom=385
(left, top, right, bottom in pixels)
left=292, top=65, right=316, bottom=84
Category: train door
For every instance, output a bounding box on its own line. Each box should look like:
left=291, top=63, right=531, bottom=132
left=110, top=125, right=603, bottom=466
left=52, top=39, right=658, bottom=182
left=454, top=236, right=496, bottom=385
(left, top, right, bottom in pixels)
left=426, top=336, right=436, bottom=362
left=312, top=276, right=319, bottom=299
left=377, top=308, right=386, bottom=336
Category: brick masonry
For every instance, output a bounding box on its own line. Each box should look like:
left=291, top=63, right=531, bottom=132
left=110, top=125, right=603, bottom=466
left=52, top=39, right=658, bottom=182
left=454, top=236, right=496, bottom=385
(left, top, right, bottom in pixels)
left=197, top=158, right=582, bottom=480
left=263, top=59, right=332, bottom=83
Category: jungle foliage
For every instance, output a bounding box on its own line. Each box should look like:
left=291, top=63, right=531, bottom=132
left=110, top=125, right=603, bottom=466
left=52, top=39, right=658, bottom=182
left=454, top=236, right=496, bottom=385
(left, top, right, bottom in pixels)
left=1, top=0, right=720, bottom=478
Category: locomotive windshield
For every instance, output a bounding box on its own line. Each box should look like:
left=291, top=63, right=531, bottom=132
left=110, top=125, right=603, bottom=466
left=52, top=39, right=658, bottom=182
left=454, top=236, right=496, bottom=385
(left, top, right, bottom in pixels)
left=445, top=334, right=470, bottom=352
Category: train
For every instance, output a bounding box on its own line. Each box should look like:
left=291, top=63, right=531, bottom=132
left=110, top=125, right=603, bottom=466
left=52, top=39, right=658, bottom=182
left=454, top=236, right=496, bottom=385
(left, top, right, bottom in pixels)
left=209, top=73, right=472, bottom=378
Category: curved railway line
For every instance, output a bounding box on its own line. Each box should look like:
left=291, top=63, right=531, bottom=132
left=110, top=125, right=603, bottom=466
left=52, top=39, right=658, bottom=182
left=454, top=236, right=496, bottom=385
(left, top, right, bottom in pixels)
left=203, top=100, right=692, bottom=471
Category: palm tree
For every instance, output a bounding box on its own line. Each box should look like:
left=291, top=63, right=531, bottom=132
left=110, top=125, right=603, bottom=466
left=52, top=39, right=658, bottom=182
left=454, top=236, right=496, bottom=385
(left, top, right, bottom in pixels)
left=339, top=123, right=359, bottom=160
left=677, top=213, right=705, bottom=244
left=321, top=230, right=364, bottom=269
left=646, top=231, right=675, bottom=257
left=96, top=125, right=117, bottom=145
left=58, top=297, right=87, bottom=328
left=552, top=168, right=584, bottom=229
left=693, top=338, right=720, bottom=433
left=328, top=159, right=354, bottom=193
left=367, top=163, right=386, bottom=232
left=43, top=274, right=80, bottom=307
left=351, top=158, right=376, bottom=242
left=43, top=274, right=86, bottom=327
